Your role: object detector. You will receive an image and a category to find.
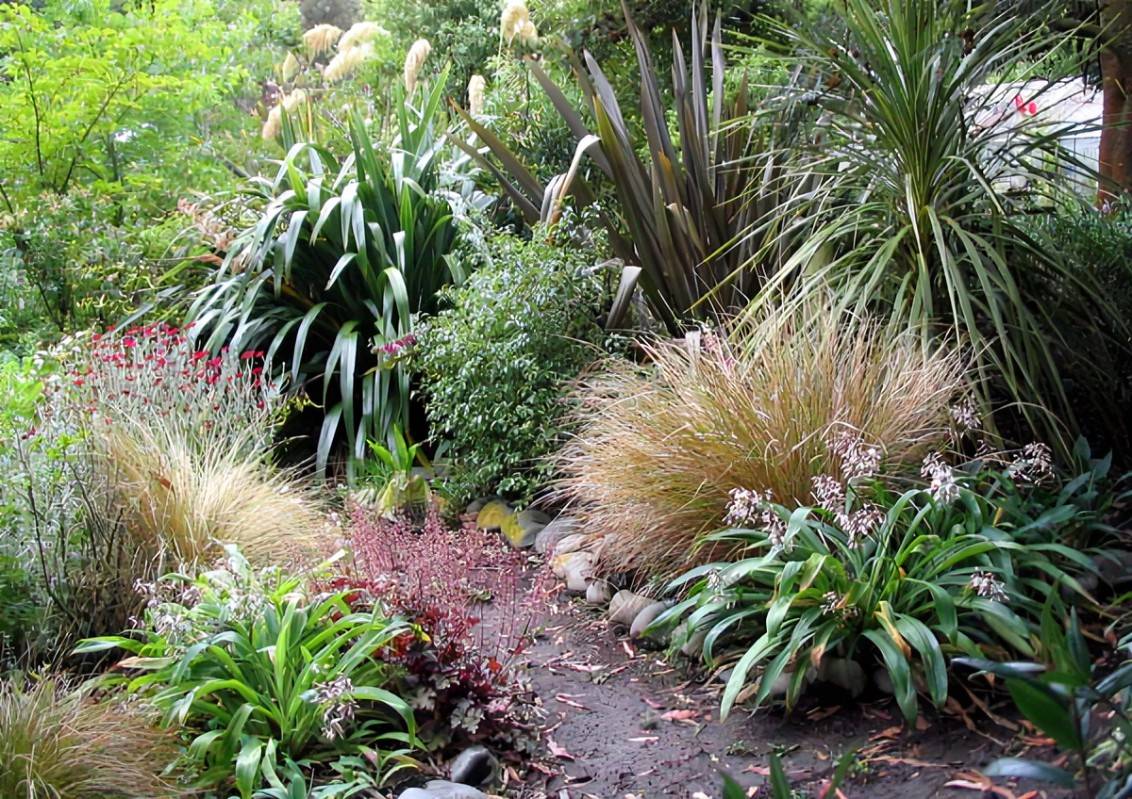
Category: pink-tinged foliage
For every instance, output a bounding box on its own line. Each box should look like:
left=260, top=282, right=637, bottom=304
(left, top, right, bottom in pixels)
left=328, top=504, right=549, bottom=751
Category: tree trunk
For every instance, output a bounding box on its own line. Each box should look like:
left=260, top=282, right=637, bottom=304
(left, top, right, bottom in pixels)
left=1099, top=0, right=1132, bottom=203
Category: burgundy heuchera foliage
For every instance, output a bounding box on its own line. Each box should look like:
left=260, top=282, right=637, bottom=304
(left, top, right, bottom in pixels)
left=325, top=504, right=547, bottom=751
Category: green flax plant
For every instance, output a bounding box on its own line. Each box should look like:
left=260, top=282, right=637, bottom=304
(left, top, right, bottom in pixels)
left=452, top=2, right=801, bottom=332
left=731, top=0, right=1118, bottom=447
left=187, top=75, right=464, bottom=473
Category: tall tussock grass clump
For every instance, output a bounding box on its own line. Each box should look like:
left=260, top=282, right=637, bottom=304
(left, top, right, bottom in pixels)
left=96, top=422, right=324, bottom=569
left=0, top=674, right=182, bottom=798
left=554, top=306, right=968, bottom=577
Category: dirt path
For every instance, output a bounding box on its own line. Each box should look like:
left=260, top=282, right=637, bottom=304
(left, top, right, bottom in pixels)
left=506, top=590, right=1050, bottom=799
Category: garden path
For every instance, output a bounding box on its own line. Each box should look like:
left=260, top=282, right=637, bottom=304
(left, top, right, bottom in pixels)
left=502, top=587, right=1054, bottom=799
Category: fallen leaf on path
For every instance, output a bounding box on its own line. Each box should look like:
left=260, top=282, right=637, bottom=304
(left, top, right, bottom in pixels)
left=627, top=736, right=658, bottom=744
left=642, top=697, right=664, bottom=710
left=806, top=705, right=841, bottom=721
left=944, top=772, right=1016, bottom=799
left=660, top=709, right=699, bottom=723
left=555, top=693, right=590, bottom=710
left=547, top=736, right=576, bottom=761
left=869, top=724, right=904, bottom=741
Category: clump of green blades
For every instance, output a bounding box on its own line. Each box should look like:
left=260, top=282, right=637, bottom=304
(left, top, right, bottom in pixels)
left=189, top=73, right=461, bottom=474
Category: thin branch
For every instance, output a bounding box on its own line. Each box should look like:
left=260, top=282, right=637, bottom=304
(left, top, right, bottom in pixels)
left=13, top=29, right=45, bottom=179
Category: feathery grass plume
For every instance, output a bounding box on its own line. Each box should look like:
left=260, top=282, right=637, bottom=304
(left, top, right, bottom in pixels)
left=261, top=103, right=283, bottom=140
left=303, top=23, right=343, bottom=56
left=0, top=674, right=182, bottom=799
left=403, top=37, right=432, bottom=93
left=553, top=303, right=967, bottom=578
left=280, top=51, right=301, bottom=82
left=467, top=73, right=486, bottom=116
left=337, top=20, right=386, bottom=52
left=261, top=89, right=307, bottom=140
left=500, top=0, right=536, bottom=46
left=324, top=40, right=374, bottom=82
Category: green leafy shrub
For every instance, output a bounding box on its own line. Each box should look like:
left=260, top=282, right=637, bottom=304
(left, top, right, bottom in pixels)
left=0, top=674, right=182, bottom=799
left=958, top=610, right=1132, bottom=797
left=78, top=547, right=419, bottom=798
left=417, top=230, right=608, bottom=503
left=1024, top=205, right=1132, bottom=453
left=0, top=358, right=51, bottom=665
left=189, top=82, right=474, bottom=473
left=660, top=446, right=1109, bottom=723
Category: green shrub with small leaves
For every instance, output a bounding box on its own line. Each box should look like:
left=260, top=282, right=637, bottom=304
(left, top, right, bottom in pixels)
left=417, top=229, right=609, bottom=503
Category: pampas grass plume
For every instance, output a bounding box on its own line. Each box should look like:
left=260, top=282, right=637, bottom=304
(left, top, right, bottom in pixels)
left=303, top=23, right=343, bottom=56
left=403, top=38, right=432, bottom=93
left=467, top=74, right=486, bottom=116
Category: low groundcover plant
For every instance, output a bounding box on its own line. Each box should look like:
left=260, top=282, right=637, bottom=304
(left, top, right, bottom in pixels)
left=77, top=546, right=419, bottom=798
left=658, top=443, right=1106, bottom=723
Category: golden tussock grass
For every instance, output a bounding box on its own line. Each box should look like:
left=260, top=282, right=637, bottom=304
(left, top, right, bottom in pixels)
left=553, top=304, right=968, bottom=578
left=0, top=675, right=183, bottom=798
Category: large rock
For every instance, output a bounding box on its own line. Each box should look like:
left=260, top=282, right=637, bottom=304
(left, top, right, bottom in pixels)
left=818, top=657, right=866, bottom=698
left=466, top=496, right=496, bottom=515
left=475, top=499, right=513, bottom=531
left=506, top=508, right=550, bottom=549
left=674, top=621, right=707, bottom=658
left=551, top=549, right=591, bottom=579
left=585, top=580, right=612, bottom=605
left=608, top=590, right=654, bottom=626
left=398, top=782, right=487, bottom=799
left=629, top=600, right=669, bottom=639
left=551, top=533, right=589, bottom=556
left=449, top=745, right=497, bottom=786
left=398, top=778, right=486, bottom=796
left=562, top=552, right=595, bottom=593
left=534, top=516, right=579, bottom=554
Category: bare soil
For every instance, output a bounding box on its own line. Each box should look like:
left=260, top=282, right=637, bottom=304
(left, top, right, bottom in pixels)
left=499, top=587, right=1062, bottom=799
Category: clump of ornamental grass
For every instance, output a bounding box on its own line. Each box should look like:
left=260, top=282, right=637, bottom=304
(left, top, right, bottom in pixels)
left=553, top=305, right=968, bottom=578
left=95, top=422, right=324, bottom=569
left=0, top=674, right=182, bottom=799
left=67, top=324, right=326, bottom=568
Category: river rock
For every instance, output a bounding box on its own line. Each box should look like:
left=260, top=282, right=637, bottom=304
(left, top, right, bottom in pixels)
left=674, top=622, right=707, bottom=658
left=398, top=781, right=488, bottom=799
left=551, top=532, right=589, bottom=556
left=475, top=499, right=513, bottom=531
left=501, top=508, right=550, bottom=549
left=585, top=579, right=612, bottom=605
left=608, top=590, right=654, bottom=626
left=551, top=549, right=592, bottom=579
left=534, top=516, right=579, bottom=554
left=448, top=745, right=497, bottom=786
left=873, top=668, right=894, bottom=694
left=563, top=552, right=595, bottom=593
left=818, top=657, right=867, bottom=698
left=465, top=496, right=495, bottom=515
left=629, top=600, right=668, bottom=639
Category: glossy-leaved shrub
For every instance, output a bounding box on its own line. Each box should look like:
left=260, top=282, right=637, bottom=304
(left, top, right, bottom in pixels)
left=416, top=230, right=608, bottom=503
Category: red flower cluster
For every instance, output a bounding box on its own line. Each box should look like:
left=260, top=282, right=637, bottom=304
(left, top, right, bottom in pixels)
left=62, top=323, right=277, bottom=434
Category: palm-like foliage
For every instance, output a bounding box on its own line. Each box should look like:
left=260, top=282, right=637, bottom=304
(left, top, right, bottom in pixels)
left=453, top=3, right=793, bottom=333
left=737, top=0, right=1116, bottom=443
left=188, top=77, right=464, bottom=473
